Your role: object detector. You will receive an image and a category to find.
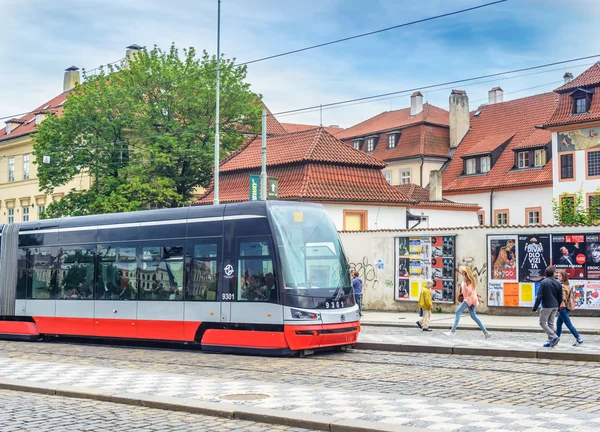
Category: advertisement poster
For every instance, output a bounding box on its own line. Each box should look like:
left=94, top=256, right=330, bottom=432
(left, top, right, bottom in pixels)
left=490, top=236, right=517, bottom=280
left=520, top=283, right=534, bottom=306
left=409, top=238, right=421, bottom=260
left=398, top=258, right=409, bottom=278
left=552, top=234, right=586, bottom=279
left=585, top=235, right=600, bottom=280
left=397, top=279, right=409, bottom=300
left=571, top=280, right=585, bottom=308
left=410, top=281, right=420, bottom=299
left=583, top=281, right=600, bottom=308
left=518, top=235, right=550, bottom=282
left=488, top=282, right=504, bottom=306
left=503, top=282, right=520, bottom=306
left=397, top=237, right=409, bottom=257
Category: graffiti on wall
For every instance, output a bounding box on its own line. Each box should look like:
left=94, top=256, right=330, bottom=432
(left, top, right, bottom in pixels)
left=456, top=256, right=487, bottom=284
left=347, top=256, right=376, bottom=282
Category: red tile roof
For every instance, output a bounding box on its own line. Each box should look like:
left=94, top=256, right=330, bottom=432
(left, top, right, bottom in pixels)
left=443, top=92, right=558, bottom=193
left=543, top=90, right=600, bottom=129
left=513, top=128, right=552, bottom=150
left=220, top=128, right=386, bottom=172
left=198, top=128, right=416, bottom=205
left=394, top=184, right=480, bottom=210
left=280, top=122, right=344, bottom=135
left=0, top=93, right=68, bottom=142
left=335, top=103, right=449, bottom=140
left=462, top=132, right=514, bottom=157
left=555, top=62, right=600, bottom=92
left=237, top=103, right=287, bottom=136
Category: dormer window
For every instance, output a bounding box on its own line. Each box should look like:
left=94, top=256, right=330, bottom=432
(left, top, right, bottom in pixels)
left=517, top=151, right=530, bottom=169
left=575, top=97, right=587, bottom=114
left=534, top=149, right=546, bottom=167
left=480, top=156, right=491, bottom=173
left=365, top=136, right=379, bottom=152
left=386, top=131, right=401, bottom=149
left=465, top=158, right=476, bottom=175
left=571, top=88, right=593, bottom=114
left=352, top=139, right=362, bottom=150
left=514, top=147, right=548, bottom=170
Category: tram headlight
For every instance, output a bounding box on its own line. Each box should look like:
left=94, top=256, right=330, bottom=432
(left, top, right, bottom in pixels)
left=291, top=309, right=320, bottom=320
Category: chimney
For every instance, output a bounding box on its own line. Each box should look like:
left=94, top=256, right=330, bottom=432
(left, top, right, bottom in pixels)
left=488, top=87, right=503, bottom=104
left=429, top=170, right=442, bottom=202
left=563, top=72, right=573, bottom=84
left=449, top=89, right=469, bottom=149
left=125, top=44, right=143, bottom=67
left=410, top=91, right=423, bottom=116
left=63, top=66, right=80, bottom=93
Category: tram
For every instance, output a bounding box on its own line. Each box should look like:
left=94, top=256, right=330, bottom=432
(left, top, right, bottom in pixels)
left=0, top=201, right=360, bottom=355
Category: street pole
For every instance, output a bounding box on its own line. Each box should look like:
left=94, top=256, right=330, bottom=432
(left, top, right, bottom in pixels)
left=213, top=0, right=221, bottom=205
left=260, top=109, right=267, bottom=201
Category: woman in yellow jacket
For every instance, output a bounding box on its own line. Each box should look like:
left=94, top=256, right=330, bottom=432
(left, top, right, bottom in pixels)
left=417, top=280, right=434, bottom=332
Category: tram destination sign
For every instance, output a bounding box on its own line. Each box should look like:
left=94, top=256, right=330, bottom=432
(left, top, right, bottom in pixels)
left=249, top=175, right=279, bottom=201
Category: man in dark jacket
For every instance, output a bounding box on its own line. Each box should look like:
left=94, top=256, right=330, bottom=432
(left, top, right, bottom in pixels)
left=533, top=266, right=563, bottom=347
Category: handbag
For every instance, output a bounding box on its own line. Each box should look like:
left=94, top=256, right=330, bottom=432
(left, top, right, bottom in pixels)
left=457, top=292, right=464, bottom=302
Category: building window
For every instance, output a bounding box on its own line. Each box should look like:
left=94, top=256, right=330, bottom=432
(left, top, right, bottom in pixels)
left=400, top=169, right=412, bottom=184
left=23, top=154, right=30, bottom=180
left=343, top=210, right=367, bottom=231
left=525, top=207, right=541, bottom=226
left=366, top=137, right=376, bottom=152
left=494, top=210, right=509, bottom=226
left=8, top=157, right=14, bottom=182
left=517, top=151, right=530, bottom=169
left=383, top=170, right=392, bottom=184
left=7, top=209, right=14, bottom=224
left=352, top=140, right=361, bottom=150
left=477, top=210, right=485, bottom=226
left=35, top=114, right=42, bottom=125
left=559, top=195, right=576, bottom=219
left=575, top=97, right=588, bottom=114
left=589, top=194, right=600, bottom=222
left=534, top=149, right=546, bottom=167
left=38, top=205, right=45, bottom=215
left=387, top=134, right=395, bottom=148
left=480, top=156, right=491, bottom=173
left=465, top=158, right=476, bottom=175
left=22, top=207, right=29, bottom=222
left=587, top=150, right=600, bottom=178
left=560, top=153, right=574, bottom=180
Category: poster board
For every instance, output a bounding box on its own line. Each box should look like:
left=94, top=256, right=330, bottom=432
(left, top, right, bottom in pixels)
left=395, top=235, right=456, bottom=303
left=487, top=232, right=600, bottom=309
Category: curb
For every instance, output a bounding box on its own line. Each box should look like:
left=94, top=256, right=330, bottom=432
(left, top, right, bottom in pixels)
left=360, top=321, right=600, bottom=335
left=355, top=341, right=600, bottom=362
left=0, top=379, right=427, bottom=432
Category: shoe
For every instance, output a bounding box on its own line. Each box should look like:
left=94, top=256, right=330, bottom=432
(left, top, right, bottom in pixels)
left=416, top=321, right=423, bottom=329
left=423, top=328, right=432, bottom=332
left=543, top=342, right=551, bottom=348
left=444, top=331, right=455, bottom=337
left=573, top=339, right=584, bottom=347
left=550, top=337, right=560, bottom=347
left=484, top=332, right=491, bottom=340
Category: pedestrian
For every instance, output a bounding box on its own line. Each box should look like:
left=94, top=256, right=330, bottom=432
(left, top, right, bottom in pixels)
left=532, top=266, right=563, bottom=347
left=556, top=269, right=584, bottom=347
left=417, top=280, right=433, bottom=332
left=444, top=266, right=491, bottom=339
left=350, top=269, right=363, bottom=316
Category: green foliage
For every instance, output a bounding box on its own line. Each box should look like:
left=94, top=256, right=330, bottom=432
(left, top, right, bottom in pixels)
left=552, top=188, right=600, bottom=225
left=34, top=44, right=262, bottom=218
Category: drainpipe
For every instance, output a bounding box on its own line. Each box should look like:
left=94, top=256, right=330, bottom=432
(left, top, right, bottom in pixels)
left=489, top=188, right=494, bottom=225
left=419, top=155, right=424, bottom=186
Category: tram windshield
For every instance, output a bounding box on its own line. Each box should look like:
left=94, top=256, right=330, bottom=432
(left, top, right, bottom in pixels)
left=269, top=205, right=352, bottom=298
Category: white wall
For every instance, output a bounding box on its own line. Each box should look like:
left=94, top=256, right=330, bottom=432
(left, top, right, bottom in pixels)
left=447, top=187, right=554, bottom=225
left=408, top=207, right=480, bottom=228
left=552, top=130, right=600, bottom=199
left=323, top=204, right=407, bottom=230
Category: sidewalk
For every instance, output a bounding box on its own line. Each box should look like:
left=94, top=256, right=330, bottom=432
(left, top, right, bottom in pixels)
left=361, top=310, right=600, bottom=334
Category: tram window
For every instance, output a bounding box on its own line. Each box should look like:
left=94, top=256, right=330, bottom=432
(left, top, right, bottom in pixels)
left=58, top=249, right=94, bottom=300
left=16, top=249, right=28, bottom=300
left=185, top=242, right=219, bottom=301
left=27, top=248, right=58, bottom=299
left=139, top=246, right=184, bottom=301
left=97, top=245, right=138, bottom=300
left=237, top=240, right=277, bottom=303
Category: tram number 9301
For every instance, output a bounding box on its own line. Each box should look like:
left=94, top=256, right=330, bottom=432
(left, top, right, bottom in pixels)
left=325, top=301, right=342, bottom=309
left=222, top=293, right=235, bottom=301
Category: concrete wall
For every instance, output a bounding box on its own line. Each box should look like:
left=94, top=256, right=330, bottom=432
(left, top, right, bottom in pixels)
left=447, top=187, right=554, bottom=225
left=340, top=224, right=599, bottom=315
left=406, top=207, right=479, bottom=228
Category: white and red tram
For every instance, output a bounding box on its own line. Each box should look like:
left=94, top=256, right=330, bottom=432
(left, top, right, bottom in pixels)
left=0, top=201, right=359, bottom=355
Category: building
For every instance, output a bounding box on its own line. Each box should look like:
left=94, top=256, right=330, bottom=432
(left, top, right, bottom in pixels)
left=442, top=88, right=558, bottom=226
left=197, top=127, right=479, bottom=230
left=0, top=67, right=90, bottom=224
left=335, top=92, right=451, bottom=188
left=543, top=63, right=600, bottom=216
left=280, top=122, right=344, bottom=135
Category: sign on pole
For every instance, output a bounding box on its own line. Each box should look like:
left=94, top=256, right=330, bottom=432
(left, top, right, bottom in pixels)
left=249, top=175, right=259, bottom=201
left=267, top=177, right=279, bottom=200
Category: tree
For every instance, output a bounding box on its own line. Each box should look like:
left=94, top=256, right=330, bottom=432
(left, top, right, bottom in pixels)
left=34, top=44, right=262, bottom=217
left=552, top=188, right=600, bottom=225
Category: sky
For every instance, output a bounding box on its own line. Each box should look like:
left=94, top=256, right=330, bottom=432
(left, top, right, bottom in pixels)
left=1, top=0, right=600, bottom=128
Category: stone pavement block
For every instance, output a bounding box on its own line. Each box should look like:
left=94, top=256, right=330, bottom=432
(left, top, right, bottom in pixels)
left=139, top=394, right=235, bottom=418
left=452, top=346, right=537, bottom=358
left=232, top=406, right=331, bottom=431
left=330, top=418, right=427, bottom=432
left=400, top=344, right=453, bottom=354
left=354, top=342, right=400, bottom=352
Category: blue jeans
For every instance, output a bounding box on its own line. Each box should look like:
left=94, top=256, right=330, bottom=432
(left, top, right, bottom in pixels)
left=451, top=301, right=488, bottom=333
left=556, top=308, right=580, bottom=339
left=355, top=294, right=362, bottom=312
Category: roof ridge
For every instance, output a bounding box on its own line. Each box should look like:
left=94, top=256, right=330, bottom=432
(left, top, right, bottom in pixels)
left=219, top=135, right=258, bottom=167
left=304, top=128, right=324, bottom=161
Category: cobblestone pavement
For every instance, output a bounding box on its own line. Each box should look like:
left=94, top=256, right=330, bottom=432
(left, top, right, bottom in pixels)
left=0, top=340, right=599, bottom=431
left=360, top=321, right=600, bottom=352
left=0, top=389, right=314, bottom=432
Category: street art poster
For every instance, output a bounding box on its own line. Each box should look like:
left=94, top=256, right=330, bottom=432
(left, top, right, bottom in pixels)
left=395, top=235, right=456, bottom=303
left=557, top=127, right=600, bottom=152
left=583, top=281, right=600, bottom=309
left=518, top=234, right=550, bottom=282
left=552, top=234, right=586, bottom=280
left=585, top=235, right=600, bottom=280
left=489, top=236, right=517, bottom=281
left=571, top=280, right=586, bottom=308
left=488, top=282, right=503, bottom=306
